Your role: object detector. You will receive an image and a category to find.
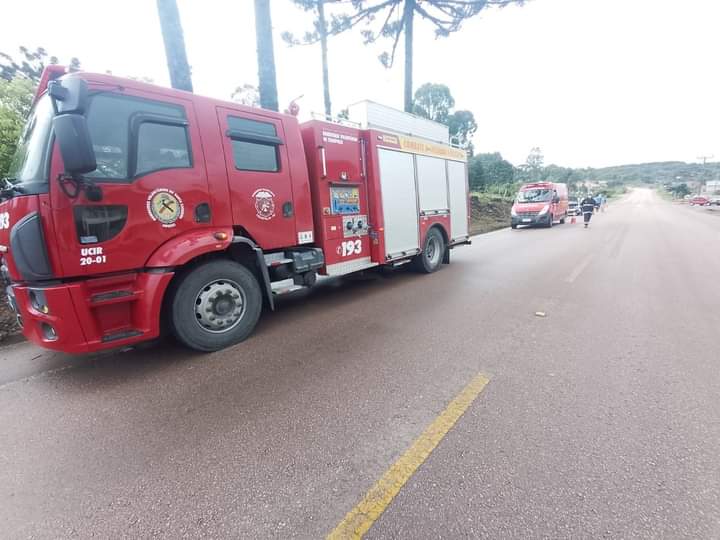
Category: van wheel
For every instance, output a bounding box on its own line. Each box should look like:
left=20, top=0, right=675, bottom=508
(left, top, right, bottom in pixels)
left=413, top=228, right=445, bottom=273
left=169, top=259, right=262, bottom=352
left=511, top=224, right=518, bottom=229
left=547, top=214, right=554, bottom=228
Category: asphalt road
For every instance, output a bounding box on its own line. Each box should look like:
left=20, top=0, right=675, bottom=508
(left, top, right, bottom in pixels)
left=1, top=188, right=719, bottom=539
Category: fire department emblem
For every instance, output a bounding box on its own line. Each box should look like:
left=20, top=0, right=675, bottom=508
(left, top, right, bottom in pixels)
left=253, top=188, right=276, bottom=221
left=147, top=188, right=185, bottom=228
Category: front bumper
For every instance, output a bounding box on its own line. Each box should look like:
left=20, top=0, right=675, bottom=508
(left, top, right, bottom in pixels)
left=512, top=213, right=551, bottom=227
left=5, top=271, right=174, bottom=354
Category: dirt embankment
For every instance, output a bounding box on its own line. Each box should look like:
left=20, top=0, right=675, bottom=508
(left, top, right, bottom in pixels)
left=469, top=195, right=512, bottom=235
left=0, top=299, right=18, bottom=342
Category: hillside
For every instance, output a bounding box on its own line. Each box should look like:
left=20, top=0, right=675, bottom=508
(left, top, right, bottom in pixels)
left=579, top=161, right=720, bottom=185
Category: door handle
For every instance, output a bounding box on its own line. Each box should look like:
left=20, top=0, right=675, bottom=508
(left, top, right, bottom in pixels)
left=282, top=201, right=293, bottom=218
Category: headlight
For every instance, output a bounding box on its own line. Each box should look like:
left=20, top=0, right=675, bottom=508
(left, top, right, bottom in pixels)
left=538, top=205, right=550, bottom=216
left=511, top=207, right=517, bottom=216
left=29, top=288, right=50, bottom=314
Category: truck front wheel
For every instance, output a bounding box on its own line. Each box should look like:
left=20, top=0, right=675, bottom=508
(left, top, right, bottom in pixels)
left=413, top=228, right=445, bottom=273
left=169, top=260, right=262, bottom=352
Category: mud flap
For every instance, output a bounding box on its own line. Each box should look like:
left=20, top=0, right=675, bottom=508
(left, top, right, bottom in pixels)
left=254, top=247, right=275, bottom=311
left=232, top=235, right=275, bottom=311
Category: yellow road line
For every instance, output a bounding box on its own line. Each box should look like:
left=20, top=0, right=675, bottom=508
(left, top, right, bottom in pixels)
left=327, top=373, right=490, bottom=539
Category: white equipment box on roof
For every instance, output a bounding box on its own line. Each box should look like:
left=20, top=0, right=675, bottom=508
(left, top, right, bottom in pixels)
left=346, top=100, right=449, bottom=144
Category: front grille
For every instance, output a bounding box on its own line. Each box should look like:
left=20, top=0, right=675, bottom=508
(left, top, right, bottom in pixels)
left=517, top=211, right=538, bottom=218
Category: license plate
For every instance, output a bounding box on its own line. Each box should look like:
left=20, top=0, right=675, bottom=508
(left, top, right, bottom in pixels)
left=522, top=218, right=531, bottom=223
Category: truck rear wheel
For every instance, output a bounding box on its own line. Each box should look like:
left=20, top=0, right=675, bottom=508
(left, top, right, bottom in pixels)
left=413, top=228, right=445, bottom=273
left=170, top=260, right=262, bottom=352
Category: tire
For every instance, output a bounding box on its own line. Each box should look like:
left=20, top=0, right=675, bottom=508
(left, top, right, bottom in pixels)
left=169, top=259, right=262, bottom=352
left=412, top=227, right=445, bottom=273
left=547, top=214, right=554, bottom=228
left=560, top=214, right=566, bottom=225
left=511, top=224, right=518, bottom=229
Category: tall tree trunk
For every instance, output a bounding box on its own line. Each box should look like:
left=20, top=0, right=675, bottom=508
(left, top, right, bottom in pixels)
left=254, top=0, right=279, bottom=111
left=156, top=0, right=193, bottom=92
left=318, top=0, right=332, bottom=117
left=403, top=0, right=414, bottom=113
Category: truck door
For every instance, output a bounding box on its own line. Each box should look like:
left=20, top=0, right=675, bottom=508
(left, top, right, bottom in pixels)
left=49, top=90, right=209, bottom=278
left=216, top=108, right=296, bottom=250
left=376, top=148, right=420, bottom=259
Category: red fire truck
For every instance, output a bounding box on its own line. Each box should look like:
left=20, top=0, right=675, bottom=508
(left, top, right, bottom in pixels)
left=0, top=67, right=470, bottom=353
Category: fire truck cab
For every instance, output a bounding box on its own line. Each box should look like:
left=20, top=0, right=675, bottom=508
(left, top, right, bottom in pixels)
left=0, top=68, right=469, bottom=354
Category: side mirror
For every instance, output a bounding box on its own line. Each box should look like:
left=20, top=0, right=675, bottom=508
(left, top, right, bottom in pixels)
left=53, top=114, right=97, bottom=175
left=552, top=196, right=560, bottom=204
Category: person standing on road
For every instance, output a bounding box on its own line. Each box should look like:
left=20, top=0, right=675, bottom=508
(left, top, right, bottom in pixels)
left=581, top=194, right=596, bottom=228
left=594, top=194, right=604, bottom=212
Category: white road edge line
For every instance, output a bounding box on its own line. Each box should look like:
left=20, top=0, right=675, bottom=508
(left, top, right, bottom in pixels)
left=565, top=254, right=594, bottom=284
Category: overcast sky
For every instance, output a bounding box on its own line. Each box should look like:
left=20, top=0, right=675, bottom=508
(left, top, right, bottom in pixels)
left=1, top=0, right=719, bottom=168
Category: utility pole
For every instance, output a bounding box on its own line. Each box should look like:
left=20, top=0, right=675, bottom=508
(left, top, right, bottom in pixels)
left=697, top=155, right=713, bottom=165
left=697, top=154, right=714, bottom=194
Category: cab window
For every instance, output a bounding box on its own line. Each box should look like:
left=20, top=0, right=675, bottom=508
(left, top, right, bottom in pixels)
left=85, top=93, right=191, bottom=180
left=226, top=116, right=281, bottom=173
left=136, top=122, right=191, bottom=176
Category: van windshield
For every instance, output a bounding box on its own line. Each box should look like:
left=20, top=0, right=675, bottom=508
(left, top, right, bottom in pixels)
left=517, top=188, right=553, bottom=203
left=6, top=94, right=53, bottom=187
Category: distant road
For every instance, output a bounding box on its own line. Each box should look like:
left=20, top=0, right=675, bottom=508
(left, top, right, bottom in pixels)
left=1, top=188, right=719, bottom=538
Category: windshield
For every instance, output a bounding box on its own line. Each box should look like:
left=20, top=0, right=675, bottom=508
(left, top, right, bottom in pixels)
left=6, top=94, right=53, bottom=186
left=517, top=188, right=553, bottom=203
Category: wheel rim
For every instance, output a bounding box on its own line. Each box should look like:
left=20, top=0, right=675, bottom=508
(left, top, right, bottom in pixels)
left=426, top=235, right=442, bottom=267
left=194, top=279, right=247, bottom=334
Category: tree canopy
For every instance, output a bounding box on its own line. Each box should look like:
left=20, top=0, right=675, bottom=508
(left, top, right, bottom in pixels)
left=326, top=0, right=526, bottom=110
left=0, top=47, right=81, bottom=177
left=447, top=110, right=477, bottom=153
left=468, top=152, right=514, bottom=191
left=0, top=78, right=34, bottom=176
left=282, top=0, right=344, bottom=117
left=0, top=46, right=80, bottom=83
left=411, top=82, right=477, bottom=153
left=231, top=84, right=261, bottom=107
left=412, top=83, right=454, bottom=123
left=669, top=183, right=690, bottom=198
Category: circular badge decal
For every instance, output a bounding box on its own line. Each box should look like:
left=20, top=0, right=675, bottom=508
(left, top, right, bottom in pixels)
left=253, top=188, right=276, bottom=221
left=147, top=188, right=185, bottom=228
